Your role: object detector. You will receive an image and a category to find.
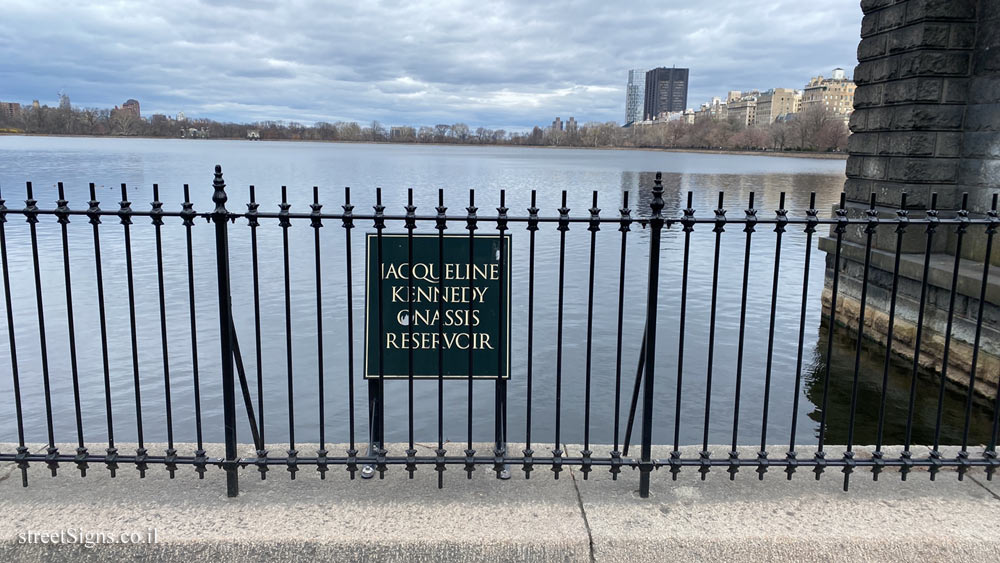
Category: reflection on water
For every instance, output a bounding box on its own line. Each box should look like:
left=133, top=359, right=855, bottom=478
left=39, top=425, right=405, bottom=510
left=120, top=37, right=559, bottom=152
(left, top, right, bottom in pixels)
left=0, top=136, right=993, bottom=449
left=806, top=321, right=994, bottom=446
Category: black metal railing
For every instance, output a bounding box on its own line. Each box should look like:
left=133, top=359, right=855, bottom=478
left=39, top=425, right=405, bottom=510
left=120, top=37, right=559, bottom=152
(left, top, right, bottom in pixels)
left=0, top=165, right=998, bottom=498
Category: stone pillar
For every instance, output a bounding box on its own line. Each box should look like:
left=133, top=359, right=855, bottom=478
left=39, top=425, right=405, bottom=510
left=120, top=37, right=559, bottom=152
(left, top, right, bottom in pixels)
left=959, top=2, right=1000, bottom=259
left=820, top=0, right=1000, bottom=399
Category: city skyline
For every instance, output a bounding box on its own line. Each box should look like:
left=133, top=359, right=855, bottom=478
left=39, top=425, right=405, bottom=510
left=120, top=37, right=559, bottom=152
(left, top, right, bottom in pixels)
left=1, top=64, right=856, bottom=133
left=0, top=1, right=862, bottom=129
left=3, top=64, right=853, bottom=135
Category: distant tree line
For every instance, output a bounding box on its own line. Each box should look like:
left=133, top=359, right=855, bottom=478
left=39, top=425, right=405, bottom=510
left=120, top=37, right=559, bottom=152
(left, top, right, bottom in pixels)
left=0, top=98, right=848, bottom=153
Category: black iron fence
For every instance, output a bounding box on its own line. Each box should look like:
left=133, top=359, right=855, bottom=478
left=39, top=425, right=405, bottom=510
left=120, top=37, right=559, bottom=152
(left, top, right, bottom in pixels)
left=0, top=165, right=998, bottom=498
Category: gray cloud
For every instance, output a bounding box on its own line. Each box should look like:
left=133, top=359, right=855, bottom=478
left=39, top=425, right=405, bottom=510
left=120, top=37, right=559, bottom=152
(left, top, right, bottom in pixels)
left=0, top=0, right=862, bottom=129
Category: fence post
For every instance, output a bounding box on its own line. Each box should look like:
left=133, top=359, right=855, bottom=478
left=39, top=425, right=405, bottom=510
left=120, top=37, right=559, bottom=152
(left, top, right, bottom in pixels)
left=639, top=172, right=664, bottom=498
left=212, top=165, right=239, bottom=497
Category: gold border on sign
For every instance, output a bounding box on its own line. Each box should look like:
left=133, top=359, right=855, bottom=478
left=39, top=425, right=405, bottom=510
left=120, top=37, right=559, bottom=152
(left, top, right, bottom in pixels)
left=363, top=232, right=512, bottom=380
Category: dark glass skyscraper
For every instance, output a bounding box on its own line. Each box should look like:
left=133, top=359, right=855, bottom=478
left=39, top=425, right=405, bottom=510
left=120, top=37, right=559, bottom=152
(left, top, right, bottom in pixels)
left=643, top=67, right=689, bottom=120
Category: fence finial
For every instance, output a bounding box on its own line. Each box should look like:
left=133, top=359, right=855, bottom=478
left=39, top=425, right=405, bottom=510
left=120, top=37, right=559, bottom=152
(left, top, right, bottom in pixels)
left=212, top=165, right=228, bottom=214
left=650, top=171, right=664, bottom=218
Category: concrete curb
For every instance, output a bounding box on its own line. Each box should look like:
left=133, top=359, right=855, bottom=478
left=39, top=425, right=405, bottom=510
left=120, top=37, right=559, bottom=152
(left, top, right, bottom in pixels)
left=2, top=442, right=999, bottom=562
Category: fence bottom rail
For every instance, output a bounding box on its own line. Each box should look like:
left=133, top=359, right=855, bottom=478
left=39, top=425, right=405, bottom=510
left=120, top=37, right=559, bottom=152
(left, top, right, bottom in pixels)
left=4, top=449, right=996, bottom=474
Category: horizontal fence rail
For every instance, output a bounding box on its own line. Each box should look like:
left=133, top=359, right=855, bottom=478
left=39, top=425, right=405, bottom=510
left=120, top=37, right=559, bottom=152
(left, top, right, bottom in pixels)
left=0, top=165, right=998, bottom=498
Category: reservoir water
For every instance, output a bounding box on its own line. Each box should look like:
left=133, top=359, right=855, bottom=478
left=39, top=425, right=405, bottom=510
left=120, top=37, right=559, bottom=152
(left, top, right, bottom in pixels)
left=0, top=136, right=994, bottom=450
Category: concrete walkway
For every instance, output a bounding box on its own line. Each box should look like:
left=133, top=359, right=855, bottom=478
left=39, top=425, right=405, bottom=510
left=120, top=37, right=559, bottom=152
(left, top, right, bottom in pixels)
left=1, top=442, right=999, bottom=562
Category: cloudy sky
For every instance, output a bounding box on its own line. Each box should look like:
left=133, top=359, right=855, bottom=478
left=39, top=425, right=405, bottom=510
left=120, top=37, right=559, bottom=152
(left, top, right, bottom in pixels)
left=0, top=0, right=862, bottom=130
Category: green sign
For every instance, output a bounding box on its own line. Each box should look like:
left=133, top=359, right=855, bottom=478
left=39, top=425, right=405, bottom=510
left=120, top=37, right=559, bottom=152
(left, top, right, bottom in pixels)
left=364, top=233, right=511, bottom=380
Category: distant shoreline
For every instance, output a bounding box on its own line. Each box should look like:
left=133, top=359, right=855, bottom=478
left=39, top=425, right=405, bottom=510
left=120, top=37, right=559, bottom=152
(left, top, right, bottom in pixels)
left=648, top=147, right=846, bottom=160
left=1, top=132, right=849, bottom=160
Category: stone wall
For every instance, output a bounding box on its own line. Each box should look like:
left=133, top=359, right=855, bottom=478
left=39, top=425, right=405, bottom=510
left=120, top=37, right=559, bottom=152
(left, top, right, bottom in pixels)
left=823, top=0, right=1000, bottom=399
left=959, top=0, right=1000, bottom=255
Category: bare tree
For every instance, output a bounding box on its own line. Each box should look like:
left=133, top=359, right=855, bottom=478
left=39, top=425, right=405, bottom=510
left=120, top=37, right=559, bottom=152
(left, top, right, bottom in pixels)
left=110, top=110, right=139, bottom=136
left=80, top=108, right=99, bottom=134
left=816, top=119, right=849, bottom=151
left=370, top=120, right=385, bottom=141
left=450, top=123, right=470, bottom=142
left=338, top=121, right=362, bottom=141
left=769, top=121, right=790, bottom=151
left=793, top=105, right=831, bottom=150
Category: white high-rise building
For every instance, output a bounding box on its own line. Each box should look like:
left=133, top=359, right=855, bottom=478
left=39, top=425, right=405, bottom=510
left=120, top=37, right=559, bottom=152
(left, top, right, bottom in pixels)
left=625, top=69, right=645, bottom=124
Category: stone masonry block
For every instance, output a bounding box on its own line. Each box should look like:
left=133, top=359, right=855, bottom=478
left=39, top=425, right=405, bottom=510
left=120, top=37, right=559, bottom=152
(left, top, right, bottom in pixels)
left=844, top=178, right=893, bottom=206
left=905, top=0, right=976, bottom=22
left=934, top=132, right=962, bottom=157
left=871, top=182, right=938, bottom=208
left=854, top=61, right=873, bottom=85
left=961, top=131, right=1000, bottom=158
left=968, top=76, right=1000, bottom=104
left=886, top=22, right=950, bottom=53
left=914, top=76, right=944, bottom=101
left=880, top=80, right=904, bottom=106
left=880, top=81, right=907, bottom=104
left=883, top=77, right=943, bottom=104
left=977, top=21, right=1000, bottom=49
left=981, top=160, right=1000, bottom=189
left=849, top=108, right=869, bottom=132
left=853, top=182, right=956, bottom=209
left=958, top=159, right=1000, bottom=187
left=861, top=0, right=895, bottom=12
left=871, top=57, right=899, bottom=82
left=898, top=50, right=970, bottom=77
left=925, top=188, right=961, bottom=210
left=868, top=107, right=894, bottom=130
left=846, top=156, right=864, bottom=178
left=843, top=178, right=874, bottom=201
left=863, top=156, right=890, bottom=180
left=861, top=12, right=880, bottom=37
left=948, top=22, right=976, bottom=49
left=877, top=131, right=936, bottom=155
left=849, top=132, right=880, bottom=155
left=892, top=104, right=965, bottom=130
left=878, top=3, right=908, bottom=30
left=973, top=45, right=1000, bottom=74
left=859, top=35, right=888, bottom=61
left=854, top=84, right=885, bottom=107
left=964, top=104, right=1000, bottom=131
left=921, top=22, right=953, bottom=48
left=941, top=77, right=969, bottom=103
left=887, top=157, right=958, bottom=182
